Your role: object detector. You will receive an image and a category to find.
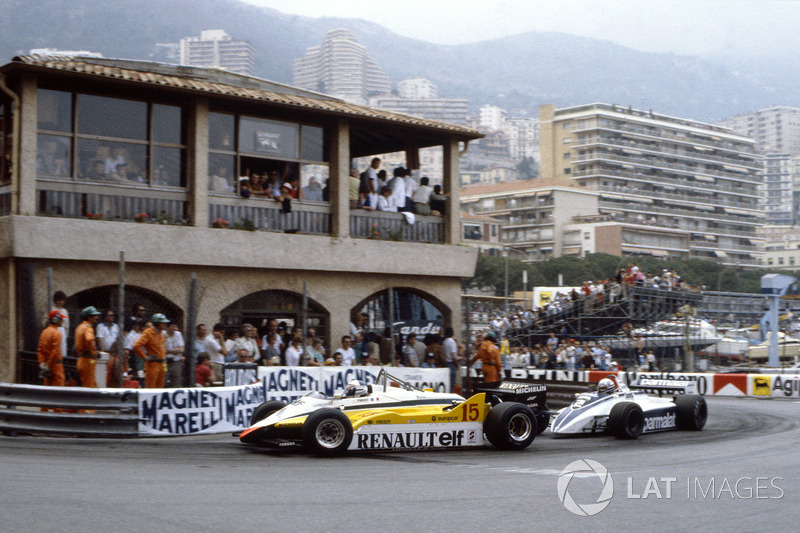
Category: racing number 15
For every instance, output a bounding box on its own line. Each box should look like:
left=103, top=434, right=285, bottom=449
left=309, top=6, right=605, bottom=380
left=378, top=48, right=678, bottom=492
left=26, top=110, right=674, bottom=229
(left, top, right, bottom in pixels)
left=461, top=403, right=479, bottom=421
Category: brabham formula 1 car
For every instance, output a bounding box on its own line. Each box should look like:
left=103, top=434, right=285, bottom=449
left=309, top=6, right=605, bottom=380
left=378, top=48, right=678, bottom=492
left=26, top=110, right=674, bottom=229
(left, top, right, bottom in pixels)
left=549, top=376, right=707, bottom=439
left=239, top=370, right=548, bottom=456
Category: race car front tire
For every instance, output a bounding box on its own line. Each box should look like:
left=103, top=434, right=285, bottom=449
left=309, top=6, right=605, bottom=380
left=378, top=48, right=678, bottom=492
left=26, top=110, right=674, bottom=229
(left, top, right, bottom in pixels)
left=608, top=401, right=644, bottom=439
left=675, top=394, right=707, bottom=430
left=250, top=400, right=287, bottom=426
left=302, top=408, right=353, bottom=457
left=484, top=402, right=538, bottom=450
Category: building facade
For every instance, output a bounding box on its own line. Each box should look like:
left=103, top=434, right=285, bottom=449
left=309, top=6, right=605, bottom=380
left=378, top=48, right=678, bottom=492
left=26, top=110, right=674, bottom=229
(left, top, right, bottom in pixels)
left=178, top=30, right=255, bottom=76
left=368, top=94, right=469, bottom=126
left=397, top=77, right=437, bottom=99
left=0, top=55, right=481, bottom=383
left=293, top=29, right=391, bottom=106
left=540, top=103, right=764, bottom=266
left=720, top=106, right=800, bottom=156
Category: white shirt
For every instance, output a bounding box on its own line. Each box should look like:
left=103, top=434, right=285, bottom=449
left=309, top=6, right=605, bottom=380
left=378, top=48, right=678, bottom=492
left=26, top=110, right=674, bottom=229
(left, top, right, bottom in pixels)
left=96, top=321, right=120, bottom=352
left=335, top=347, right=356, bottom=366
left=442, top=337, right=458, bottom=364
left=203, top=335, right=225, bottom=365
left=403, top=175, right=418, bottom=198
left=165, top=330, right=185, bottom=362
left=285, top=344, right=302, bottom=366
left=412, top=184, right=433, bottom=204
left=376, top=195, right=397, bottom=212
left=388, top=176, right=406, bottom=208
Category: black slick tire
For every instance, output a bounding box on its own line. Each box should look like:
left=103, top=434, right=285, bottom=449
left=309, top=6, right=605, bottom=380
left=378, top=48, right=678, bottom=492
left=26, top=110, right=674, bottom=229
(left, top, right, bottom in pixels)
left=249, top=400, right=287, bottom=425
left=484, top=402, right=537, bottom=450
left=608, top=401, right=644, bottom=439
left=675, top=394, right=707, bottom=430
left=302, top=408, right=353, bottom=457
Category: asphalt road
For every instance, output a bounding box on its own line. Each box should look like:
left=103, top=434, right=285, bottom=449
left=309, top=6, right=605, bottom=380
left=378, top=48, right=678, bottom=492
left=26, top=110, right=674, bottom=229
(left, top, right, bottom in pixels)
left=2, top=397, right=798, bottom=533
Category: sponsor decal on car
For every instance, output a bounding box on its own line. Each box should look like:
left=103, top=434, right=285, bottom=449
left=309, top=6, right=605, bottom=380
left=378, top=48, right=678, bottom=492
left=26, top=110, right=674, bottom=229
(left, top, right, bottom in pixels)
left=355, top=429, right=466, bottom=450
left=498, top=382, right=546, bottom=393
left=643, top=412, right=676, bottom=432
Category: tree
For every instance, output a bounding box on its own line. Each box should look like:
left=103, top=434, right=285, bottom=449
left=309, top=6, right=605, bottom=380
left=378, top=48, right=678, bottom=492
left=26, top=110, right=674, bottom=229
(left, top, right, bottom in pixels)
left=516, top=156, right=538, bottom=180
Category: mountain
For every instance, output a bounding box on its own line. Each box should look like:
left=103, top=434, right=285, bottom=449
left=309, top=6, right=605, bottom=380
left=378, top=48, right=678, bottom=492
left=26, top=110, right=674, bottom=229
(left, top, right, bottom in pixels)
left=1, top=0, right=797, bottom=122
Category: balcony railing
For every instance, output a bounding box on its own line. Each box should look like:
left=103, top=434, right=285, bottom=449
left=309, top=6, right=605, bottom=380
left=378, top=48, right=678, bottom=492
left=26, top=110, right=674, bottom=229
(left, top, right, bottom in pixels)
left=208, top=195, right=330, bottom=234
left=350, top=210, right=443, bottom=243
left=0, top=184, right=10, bottom=216
left=36, top=180, right=188, bottom=223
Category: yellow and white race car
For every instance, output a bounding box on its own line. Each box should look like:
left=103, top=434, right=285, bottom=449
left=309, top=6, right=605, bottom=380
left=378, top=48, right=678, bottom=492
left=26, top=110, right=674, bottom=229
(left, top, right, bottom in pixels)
left=239, top=370, right=540, bottom=456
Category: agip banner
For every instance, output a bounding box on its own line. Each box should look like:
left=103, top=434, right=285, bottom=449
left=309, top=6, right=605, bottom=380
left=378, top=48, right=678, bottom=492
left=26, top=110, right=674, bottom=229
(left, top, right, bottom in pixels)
left=138, top=366, right=450, bottom=436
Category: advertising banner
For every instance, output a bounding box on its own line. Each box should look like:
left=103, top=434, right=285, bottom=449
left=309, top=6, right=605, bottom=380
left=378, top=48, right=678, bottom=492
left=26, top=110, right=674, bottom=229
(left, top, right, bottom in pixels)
left=139, top=367, right=450, bottom=436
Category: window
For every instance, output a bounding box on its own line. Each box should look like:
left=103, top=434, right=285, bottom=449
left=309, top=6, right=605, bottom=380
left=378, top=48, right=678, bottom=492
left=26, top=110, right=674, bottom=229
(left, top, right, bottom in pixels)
left=464, top=224, right=482, bottom=240
left=208, top=111, right=328, bottom=198
left=36, top=88, right=186, bottom=187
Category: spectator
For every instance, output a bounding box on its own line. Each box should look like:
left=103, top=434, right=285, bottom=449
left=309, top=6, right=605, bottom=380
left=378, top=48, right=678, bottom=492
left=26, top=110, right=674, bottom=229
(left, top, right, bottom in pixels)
left=195, top=354, right=213, bottom=387
left=104, top=146, right=126, bottom=175
left=192, top=324, right=208, bottom=363
left=442, top=327, right=461, bottom=392
left=425, top=333, right=447, bottom=368
left=165, top=323, right=185, bottom=388
left=284, top=334, right=303, bottom=366
left=263, top=332, right=281, bottom=365
left=74, top=306, right=102, bottom=388
left=133, top=313, right=169, bottom=388
left=38, top=310, right=66, bottom=393
left=420, top=353, right=437, bottom=368
left=126, top=303, right=147, bottom=332
left=261, top=319, right=283, bottom=360
left=402, top=168, right=417, bottom=212
left=233, top=323, right=260, bottom=363
left=96, top=309, right=120, bottom=353
left=304, top=337, right=325, bottom=366
left=388, top=167, right=407, bottom=212
left=224, top=326, right=239, bottom=363
left=411, top=176, right=434, bottom=215
left=334, top=335, right=356, bottom=366
left=203, top=323, right=228, bottom=383
left=360, top=157, right=381, bottom=209
left=125, top=320, right=145, bottom=387
left=211, top=164, right=234, bottom=192
left=349, top=168, right=361, bottom=209
left=302, top=177, right=323, bottom=201
left=402, top=332, right=425, bottom=367
left=376, top=185, right=398, bottom=212
left=429, top=184, right=446, bottom=215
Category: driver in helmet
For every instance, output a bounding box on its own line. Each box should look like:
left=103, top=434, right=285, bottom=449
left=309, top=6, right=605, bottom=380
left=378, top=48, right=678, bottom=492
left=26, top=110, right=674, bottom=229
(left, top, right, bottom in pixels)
left=596, top=377, right=618, bottom=396
left=343, top=379, right=368, bottom=398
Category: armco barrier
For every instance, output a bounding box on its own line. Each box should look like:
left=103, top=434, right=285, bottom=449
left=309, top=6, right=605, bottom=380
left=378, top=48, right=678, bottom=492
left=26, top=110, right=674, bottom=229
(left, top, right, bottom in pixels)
left=0, top=383, right=139, bottom=437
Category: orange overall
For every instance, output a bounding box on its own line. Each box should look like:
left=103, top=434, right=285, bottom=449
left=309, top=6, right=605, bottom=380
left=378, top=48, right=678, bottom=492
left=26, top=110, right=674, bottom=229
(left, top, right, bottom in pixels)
left=38, top=324, right=65, bottom=411
left=74, top=321, right=98, bottom=388
left=472, top=339, right=502, bottom=382
left=133, top=326, right=166, bottom=389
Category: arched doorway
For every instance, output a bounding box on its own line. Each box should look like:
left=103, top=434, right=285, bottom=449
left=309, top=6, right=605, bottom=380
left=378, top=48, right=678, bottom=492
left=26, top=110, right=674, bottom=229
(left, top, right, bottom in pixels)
left=219, top=289, right=329, bottom=346
left=352, top=287, right=448, bottom=339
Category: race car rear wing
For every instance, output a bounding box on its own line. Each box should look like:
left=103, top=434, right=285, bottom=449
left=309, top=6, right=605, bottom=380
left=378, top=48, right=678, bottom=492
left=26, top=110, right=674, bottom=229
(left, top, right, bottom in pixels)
left=472, top=380, right=547, bottom=410
left=628, top=378, right=697, bottom=396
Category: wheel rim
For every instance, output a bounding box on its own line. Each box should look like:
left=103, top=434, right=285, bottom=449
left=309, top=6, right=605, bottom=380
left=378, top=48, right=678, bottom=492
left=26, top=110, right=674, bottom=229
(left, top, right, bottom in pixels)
left=316, top=419, right=346, bottom=449
left=508, top=413, right=533, bottom=442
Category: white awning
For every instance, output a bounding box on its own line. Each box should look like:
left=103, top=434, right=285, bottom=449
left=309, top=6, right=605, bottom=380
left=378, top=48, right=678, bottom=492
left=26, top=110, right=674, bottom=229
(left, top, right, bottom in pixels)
left=704, top=234, right=717, bottom=241
left=723, top=164, right=749, bottom=173
left=694, top=175, right=716, bottom=183
left=694, top=205, right=715, bottom=211
left=714, top=250, right=728, bottom=258
left=693, top=145, right=714, bottom=152
left=650, top=249, right=669, bottom=257
left=726, top=208, right=757, bottom=216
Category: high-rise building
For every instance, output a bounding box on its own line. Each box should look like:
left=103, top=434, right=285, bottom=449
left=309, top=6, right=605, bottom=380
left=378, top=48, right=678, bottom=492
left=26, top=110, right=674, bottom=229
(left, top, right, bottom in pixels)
left=179, top=30, right=255, bottom=76
left=293, top=29, right=391, bottom=105
left=479, top=105, right=507, bottom=132
left=504, top=117, right=540, bottom=161
left=398, top=77, right=437, bottom=99
left=539, top=103, right=764, bottom=266
left=368, top=94, right=468, bottom=125
left=761, top=153, right=795, bottom=226
left=720, top=106, right=800, bottom=155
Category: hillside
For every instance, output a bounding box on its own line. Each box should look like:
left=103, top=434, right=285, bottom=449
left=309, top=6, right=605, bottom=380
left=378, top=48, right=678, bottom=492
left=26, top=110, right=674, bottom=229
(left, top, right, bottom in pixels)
left=0, top=0, right=797, bottom=121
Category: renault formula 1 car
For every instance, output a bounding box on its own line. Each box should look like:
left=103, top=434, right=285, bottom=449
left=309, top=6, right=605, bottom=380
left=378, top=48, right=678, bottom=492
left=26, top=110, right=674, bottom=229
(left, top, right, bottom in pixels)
left=239, top=370, right=547, bottom=456
left=550, top=376, right=707, bottom=439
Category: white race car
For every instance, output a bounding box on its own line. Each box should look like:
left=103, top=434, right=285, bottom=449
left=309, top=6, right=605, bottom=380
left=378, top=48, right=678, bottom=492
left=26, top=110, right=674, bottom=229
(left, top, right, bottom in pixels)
left=549, top=376, right=707, bottom=439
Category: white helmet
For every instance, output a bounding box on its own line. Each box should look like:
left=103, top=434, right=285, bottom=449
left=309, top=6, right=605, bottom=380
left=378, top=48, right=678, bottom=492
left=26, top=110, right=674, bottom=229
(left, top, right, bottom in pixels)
left=344, top=379, right=368, bottom=398
left=597, top=378, right=616, bottom=395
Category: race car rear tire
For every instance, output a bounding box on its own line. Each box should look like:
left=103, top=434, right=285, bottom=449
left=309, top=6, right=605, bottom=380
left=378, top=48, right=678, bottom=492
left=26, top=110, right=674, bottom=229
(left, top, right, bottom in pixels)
left=250, top=400, right=287, bottom=426
left=484, top=402, right=538, bottom=450
left=675, top=394, right=707, bottom=430
left=608, top=401, right=644, bottom=439
left=302, top=409, right=353, bottom=457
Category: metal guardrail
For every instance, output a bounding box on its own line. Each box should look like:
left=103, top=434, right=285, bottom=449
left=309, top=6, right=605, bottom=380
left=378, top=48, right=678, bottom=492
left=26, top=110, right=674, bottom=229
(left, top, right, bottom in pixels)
left=0, top=383, right=139, bottom=437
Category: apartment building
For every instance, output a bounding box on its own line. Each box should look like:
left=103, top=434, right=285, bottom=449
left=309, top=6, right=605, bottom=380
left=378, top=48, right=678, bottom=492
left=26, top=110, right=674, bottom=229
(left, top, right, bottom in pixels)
left=293, top=29, right=391, bottom=105
left=720, top=106, right=800, bottom=156
left=179, top=30, right=255, bottom=76
left=540, top=103, right=765, bottom=266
